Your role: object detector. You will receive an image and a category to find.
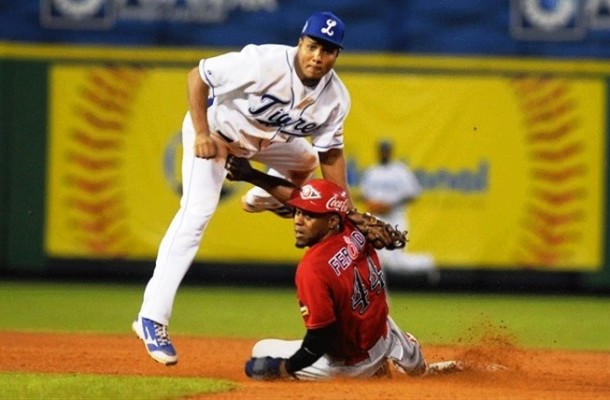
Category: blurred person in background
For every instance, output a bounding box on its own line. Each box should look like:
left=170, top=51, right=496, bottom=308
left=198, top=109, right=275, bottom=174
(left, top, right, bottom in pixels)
left=359, top=139, right=437, bottom=282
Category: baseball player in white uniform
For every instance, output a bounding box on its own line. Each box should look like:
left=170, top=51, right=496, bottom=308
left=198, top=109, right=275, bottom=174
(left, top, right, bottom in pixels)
left=132, top=11, right=353, bottom=366
left=359, top=140, right=437, bottom=276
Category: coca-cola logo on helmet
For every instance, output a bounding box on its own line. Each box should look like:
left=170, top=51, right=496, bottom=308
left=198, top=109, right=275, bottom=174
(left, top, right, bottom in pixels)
left=326, top=195, right=349, bottom=213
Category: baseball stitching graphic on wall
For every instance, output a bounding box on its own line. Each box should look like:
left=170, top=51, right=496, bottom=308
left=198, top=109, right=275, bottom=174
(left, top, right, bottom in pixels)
left=45, top=64, right=605, bottom=269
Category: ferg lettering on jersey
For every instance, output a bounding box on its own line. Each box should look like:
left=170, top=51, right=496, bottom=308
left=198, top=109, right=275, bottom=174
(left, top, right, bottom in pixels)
left=328, top=230, right=366, bottom=276
left=248, top=94, right=319, bottom=135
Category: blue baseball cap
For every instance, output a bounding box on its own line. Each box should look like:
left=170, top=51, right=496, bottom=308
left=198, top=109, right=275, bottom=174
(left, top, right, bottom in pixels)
left=301, top=11, right=345, bottom=49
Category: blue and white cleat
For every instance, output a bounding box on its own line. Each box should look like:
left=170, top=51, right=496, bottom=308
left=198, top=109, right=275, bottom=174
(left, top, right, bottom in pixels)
left=132, top=316, right=178, bottom=366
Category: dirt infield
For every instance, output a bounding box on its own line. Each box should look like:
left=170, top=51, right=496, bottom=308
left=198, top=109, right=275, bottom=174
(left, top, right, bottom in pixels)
left=2, top=331, right=609, bottom=399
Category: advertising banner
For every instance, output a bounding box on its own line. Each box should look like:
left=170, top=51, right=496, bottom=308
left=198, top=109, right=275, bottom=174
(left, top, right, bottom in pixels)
left=2, top=1, right=610, bottom=57
left=345, top=73, right=604, bottom=270
left=45, top=63, right=605, bottom=270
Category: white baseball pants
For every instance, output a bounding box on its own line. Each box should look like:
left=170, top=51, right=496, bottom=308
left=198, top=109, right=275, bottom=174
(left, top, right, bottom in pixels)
left=138, top=114, right=318, bottom=325
left=250, top=316, right=427, bottom=380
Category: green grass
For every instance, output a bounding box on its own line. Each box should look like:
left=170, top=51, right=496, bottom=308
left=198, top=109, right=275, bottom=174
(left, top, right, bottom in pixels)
left=2, top=280, right=609, bottom=399
left=0, top=372, right=235, bottom=399
left=386, top=293, right=610, bottom=350
left=1, top=281, right=302, bottom=337
left=1, top=280, right=609, bottom=351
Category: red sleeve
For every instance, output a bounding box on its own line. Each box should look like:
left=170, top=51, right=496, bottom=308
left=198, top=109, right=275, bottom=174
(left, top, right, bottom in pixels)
left=296, top=252, right=336, bottom=330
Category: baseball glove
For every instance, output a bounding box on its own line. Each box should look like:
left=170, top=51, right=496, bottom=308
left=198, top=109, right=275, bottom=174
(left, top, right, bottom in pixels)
left=346, top=210, right=407, bottom=250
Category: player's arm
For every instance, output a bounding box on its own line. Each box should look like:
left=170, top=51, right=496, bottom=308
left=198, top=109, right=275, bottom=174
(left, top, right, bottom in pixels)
left=225, top=155, right=297, bottom=202
left=318, top=148, right=353, bottom=207
left=187, top=66, right=217, bottom=159
left=283, top=323, right=336, bottom=375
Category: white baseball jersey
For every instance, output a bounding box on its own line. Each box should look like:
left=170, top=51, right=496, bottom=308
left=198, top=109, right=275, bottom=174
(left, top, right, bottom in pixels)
left=139, top=44, right=351, bottom=327
left=196, top=44, right=351, bottom=155
left=359, top=161, right=422, bottom=229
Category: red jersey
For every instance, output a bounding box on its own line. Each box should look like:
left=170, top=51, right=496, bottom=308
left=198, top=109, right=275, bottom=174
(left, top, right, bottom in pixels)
left=295, top=220, right=389, bottom=364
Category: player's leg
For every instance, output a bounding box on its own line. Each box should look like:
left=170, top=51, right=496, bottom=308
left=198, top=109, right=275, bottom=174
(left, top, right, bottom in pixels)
left=385, top=316, right=428, bottom=376
left=252, top=138, right=319, bottom=185
left=241, top=174, right=295, bottom=217
left=250, top=339, right=333, bottom=380
left=385, top=317, right=465, bottom=375
left=380, top=214, right=438, bottom=280
left=381, top=248, right=440, bottom=286
left=133, top=114, right=227, bottom=365
left=381, top=248, right=436, bottom=273
left=323, top=333, right=394, bottom=379
left=242, top=139, right=318, bottom=217
left=250, top=338, right=391, bottom=380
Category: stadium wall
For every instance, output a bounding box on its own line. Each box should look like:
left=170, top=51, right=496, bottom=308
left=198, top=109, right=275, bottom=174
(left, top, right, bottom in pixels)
left=1, top=43, right=609, bottom=292
left=3, top=1, right=610, bottom=290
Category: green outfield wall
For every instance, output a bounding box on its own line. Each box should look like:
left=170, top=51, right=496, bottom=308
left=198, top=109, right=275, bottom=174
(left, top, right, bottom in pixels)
left=1, top=42, right=609, bottom=290
left=1, top=60, right=47, bottom=271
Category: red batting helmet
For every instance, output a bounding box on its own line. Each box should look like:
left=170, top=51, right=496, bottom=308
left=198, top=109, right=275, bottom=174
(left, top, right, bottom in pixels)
left=287, top=179, right=350, bottom=217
